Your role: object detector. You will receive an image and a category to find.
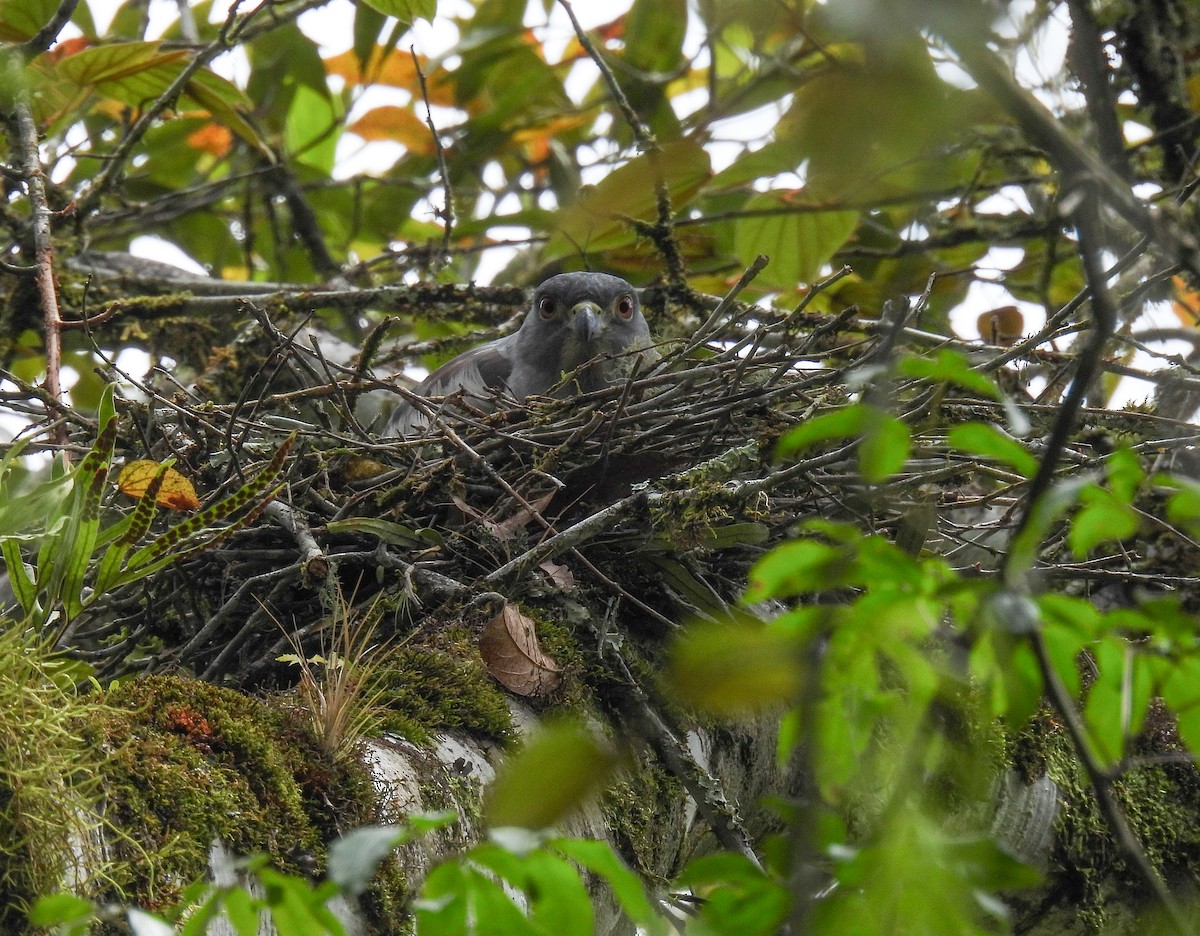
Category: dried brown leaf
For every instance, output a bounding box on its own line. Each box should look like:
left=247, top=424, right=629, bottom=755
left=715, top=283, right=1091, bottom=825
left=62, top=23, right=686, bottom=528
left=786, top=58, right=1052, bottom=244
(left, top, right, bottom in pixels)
left=480, top=602, right=562, bottom=697
left=539, top=558, right=574, bottom=589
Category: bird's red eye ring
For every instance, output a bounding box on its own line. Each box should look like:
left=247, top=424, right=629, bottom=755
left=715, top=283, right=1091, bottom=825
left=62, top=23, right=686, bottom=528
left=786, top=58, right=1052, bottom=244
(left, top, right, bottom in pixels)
left=616, top=295, right=635, bottom=320
left=538, top=297, right=556, bottom=319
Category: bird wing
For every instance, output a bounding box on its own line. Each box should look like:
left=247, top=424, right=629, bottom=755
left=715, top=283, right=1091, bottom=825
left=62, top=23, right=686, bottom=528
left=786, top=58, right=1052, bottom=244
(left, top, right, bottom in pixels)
left=387, top=334, right=517, bottom=435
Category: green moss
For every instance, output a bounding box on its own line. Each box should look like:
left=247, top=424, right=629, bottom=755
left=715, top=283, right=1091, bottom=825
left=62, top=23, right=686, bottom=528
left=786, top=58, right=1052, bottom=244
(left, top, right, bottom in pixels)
left=375, top=627, right=515, bottom=745
left=0, top=630, right=108, bottom=934
left=95, top=675, right=379, bottom=913
left=1011, top=704, right=1200, bottom=933
left=601, top=757, right=684, bottom=884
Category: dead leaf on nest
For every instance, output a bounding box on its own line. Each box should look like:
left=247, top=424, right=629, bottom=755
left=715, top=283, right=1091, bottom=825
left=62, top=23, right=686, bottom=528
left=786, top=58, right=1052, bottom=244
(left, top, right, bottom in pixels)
left=480, top=602, right=562, bottom=696
left=539, top=558, right=574, bottom=589
left=453, top=490, right=558, bottom=541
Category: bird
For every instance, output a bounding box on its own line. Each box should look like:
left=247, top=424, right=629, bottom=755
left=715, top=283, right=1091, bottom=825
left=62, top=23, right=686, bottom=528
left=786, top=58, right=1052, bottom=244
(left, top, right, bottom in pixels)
left=387, top=272, right=658, bottom=435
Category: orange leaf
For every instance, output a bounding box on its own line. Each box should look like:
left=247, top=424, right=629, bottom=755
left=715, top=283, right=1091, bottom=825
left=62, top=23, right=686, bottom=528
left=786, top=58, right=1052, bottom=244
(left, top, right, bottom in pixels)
left=186, top=122, right=233, bottom=157
left=349, top=105, right=437, bottom=153
left=48, top=36, right=90, bottom=61
left=324, top=48, right=456, bottom=105
left=118, top=460, right=201, bottom=511
left=512, top=113, right=592, bottom=163
left=976, top=306, right=1025, bottom=346
left=1172, top=275, right=1200, bottom=327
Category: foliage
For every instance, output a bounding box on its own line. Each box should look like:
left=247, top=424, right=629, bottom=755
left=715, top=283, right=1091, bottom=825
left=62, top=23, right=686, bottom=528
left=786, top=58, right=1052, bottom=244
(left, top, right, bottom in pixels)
left=0, top=626, right=108, bottom=932
left=30, top=814, right=668, bottom=936
left=276, top=583, right=393, bottom=762
left=0, top=384, right=293, bottom=631
left=7, top=0, right=1200, bottom=933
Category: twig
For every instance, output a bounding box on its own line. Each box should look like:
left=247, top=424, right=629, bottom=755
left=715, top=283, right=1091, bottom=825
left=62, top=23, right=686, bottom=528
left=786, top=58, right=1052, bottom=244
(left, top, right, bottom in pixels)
left=411, top=46, right=454, bottom=267
left=611, top=648, right=764, bottom=867
left=264, top=500, right=330, bottom=583
left=266, top=163, right=342, bottom=281
left=1003, top=190, right=1112, bottom=572
left=76, top=0, right=257, bottom=218
left=484, top=491, right=647, bottom=588
left=994, top=180, right=1190, bottom=931
left=557, top=0, right=686, bottom=284
left=20, top=0, right=80, bottom=58
left=1029, top=626, right=1189, bottom=931
left=678, top=254, right=769, bottom=356
left=9, top=72, right=68, bottom=451
left=933, top=20, right=1200, bottom=280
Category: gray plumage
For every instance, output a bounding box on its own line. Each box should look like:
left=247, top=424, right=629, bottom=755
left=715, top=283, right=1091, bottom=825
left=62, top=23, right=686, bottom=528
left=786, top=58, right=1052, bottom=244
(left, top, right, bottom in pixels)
left=388, top=272, right=657, bottom=435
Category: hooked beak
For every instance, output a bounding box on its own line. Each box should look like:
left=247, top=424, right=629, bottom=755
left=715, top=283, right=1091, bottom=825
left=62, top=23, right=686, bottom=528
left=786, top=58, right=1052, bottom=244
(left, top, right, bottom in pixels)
left=570, top=302, right=604, bottom=343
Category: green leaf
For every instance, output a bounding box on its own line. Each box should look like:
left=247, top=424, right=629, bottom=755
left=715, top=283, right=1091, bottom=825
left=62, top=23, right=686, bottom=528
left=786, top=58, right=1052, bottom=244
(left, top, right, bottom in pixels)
left=1163, top=657, right=1200, bottom=751
left=623, top=0, right=687, bottom=74
left=1007, top=474, right=1095, bottom=579
left=1175, top=704, right=1200, bottom=762
left=328, top=826, right=409, bottom=897
left=676, top=853, right=790, bottom=936
left=417, top=860, right=538, bottom=935
left=0, top=0, right=60, bottom=41
left=47, top=41, right=266, bottom=153
left=733, top=193, right=859, bottom=289
left=667, top=620, right=804, bottom=713
left=858, top=410, right=909, bottom=482
left=1082, top=638, right=1138, bottom=768
left=324, top=517, right=443, bottom=548
left=745, top=539, right=852, bottom=602
left=709, top=140, right=800, bottom=191
left=353, top=2, right=388, bottom=72
left=1, top=538, right=36, bottom=619
left=552, top=838, right=666, bottom=934
left=495, top=849, right=593, bottom=936
left=221, top=888, right=260, bottom=936
left=898, top=349, right=1003, bottom=400
left=28, top=893, right=94, bottom=928
left=259, top=869, right=345, bottom=936
left=1164, top=477, right=1200, bottom=527
left=947, top=423, right=1038, bottom=478
left=329, top=815, right=455, bottom=896
left=779, top=42, right=977, bottom=200
left=485, top=722, right=620, bottom=830
left=775, top=404, right=867, bottom=459
left=358, top=0, right=436, bottom=21
left=546, top=139, right=711, bottom=258
left=1105, top=446, right=1143, bottom=503
left=1069, top=487, right=1139, bottom=557
left=286, top=82, right=342, bottom=174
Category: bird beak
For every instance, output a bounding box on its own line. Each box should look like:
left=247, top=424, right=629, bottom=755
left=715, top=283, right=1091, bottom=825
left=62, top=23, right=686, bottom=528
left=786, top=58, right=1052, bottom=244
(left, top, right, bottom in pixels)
left=570, top=302, right=604, bottom=343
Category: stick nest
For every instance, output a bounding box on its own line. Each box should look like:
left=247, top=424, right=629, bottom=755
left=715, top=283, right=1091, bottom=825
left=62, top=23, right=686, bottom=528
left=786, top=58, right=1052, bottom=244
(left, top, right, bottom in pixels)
left=37, top=290, right=1188, bottom=686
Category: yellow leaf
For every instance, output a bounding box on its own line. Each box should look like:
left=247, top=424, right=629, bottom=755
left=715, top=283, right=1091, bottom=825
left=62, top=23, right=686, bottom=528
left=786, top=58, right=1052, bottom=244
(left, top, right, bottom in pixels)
left=1171, top=275, right=1200, bottom=327
left=324, top=48, right=456, bottom=105
left=118, top=460, right=200, bottom=511
left=348, top=105, right=436, bottom=153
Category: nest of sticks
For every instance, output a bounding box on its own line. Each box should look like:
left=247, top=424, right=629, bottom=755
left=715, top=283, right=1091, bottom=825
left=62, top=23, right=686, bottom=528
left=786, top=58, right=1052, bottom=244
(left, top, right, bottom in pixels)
left=31, top=279, right=1195, bottom=687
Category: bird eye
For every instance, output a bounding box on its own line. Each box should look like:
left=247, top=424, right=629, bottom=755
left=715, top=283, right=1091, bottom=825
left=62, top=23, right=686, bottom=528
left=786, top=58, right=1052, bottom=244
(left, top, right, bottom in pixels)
left=616, top=295, right=635, bottom=320
left=538, top=297, right=556, bottom=319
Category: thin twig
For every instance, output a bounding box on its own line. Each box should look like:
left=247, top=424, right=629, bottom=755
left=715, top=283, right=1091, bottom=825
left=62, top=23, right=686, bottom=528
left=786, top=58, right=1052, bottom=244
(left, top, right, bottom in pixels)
left=678, top=254, right=770, bottom=356
left=10, top=73, right=68, bottom=451
left=557, top=0, right=686, bottom=283
left=20, top=0, right=80, bottom=57
left=411, top=46, right=455, bottom=267
left=76, top=0, right=257, bottom=218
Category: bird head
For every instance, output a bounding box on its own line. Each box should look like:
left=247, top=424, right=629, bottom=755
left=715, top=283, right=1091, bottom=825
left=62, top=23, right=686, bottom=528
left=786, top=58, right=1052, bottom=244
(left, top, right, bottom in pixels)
left=515, top=272, right=652, bottom=392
